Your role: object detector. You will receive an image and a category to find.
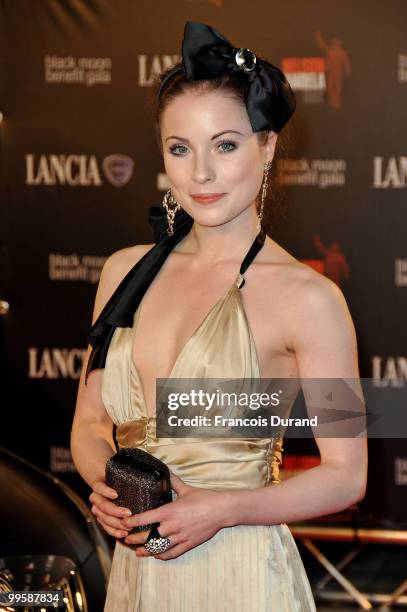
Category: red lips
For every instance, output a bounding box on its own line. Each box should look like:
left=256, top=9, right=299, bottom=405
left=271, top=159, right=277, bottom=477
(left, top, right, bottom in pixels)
left=190, top=193, right=226, bottom=203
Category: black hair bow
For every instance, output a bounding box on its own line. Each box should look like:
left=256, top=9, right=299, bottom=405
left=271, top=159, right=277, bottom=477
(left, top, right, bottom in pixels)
left=159, top=21, right=296, bottom=133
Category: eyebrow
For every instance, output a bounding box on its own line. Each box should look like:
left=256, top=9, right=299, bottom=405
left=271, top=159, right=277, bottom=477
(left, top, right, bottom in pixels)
left=165, top=130, right=244, bottom=143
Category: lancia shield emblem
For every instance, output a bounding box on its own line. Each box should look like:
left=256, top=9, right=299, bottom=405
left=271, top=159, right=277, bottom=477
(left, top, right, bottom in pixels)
left=102, top=154, right=134, bottom=187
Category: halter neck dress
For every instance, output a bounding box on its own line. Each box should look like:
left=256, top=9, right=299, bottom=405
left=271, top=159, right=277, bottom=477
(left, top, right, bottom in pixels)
left=101, top=235, right=316, bottom=612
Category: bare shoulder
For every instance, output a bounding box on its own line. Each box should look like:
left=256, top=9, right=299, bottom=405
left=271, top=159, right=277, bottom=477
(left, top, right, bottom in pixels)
left=289, top=258, right=346, bottom=308
left=290, top=261, right=350, bottom=321
left=91, top=243, right=155, bottom=324
left=262, top=237, right=348, bottom=311
left=264, top=241, right=359, bottom=377
left=260, top=238, right=355, bottom=351
left=290, top=262, right=357, bottom=355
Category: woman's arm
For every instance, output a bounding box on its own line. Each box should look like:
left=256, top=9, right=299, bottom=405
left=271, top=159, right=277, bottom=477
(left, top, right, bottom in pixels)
left=71, top=244, right=154, bottom=482
left=224, top=272, right=368, bottom=526
left=224, top=420, right=367, bottom=528
left=70, top=347, right=117, bottom=488
left=71, top=249, right=130, bottom=485
left=70, top=244, right=154, bottom=536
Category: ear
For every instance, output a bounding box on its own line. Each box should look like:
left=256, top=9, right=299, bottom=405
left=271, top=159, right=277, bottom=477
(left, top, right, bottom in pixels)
left=264, top=131, right=278, bottom=164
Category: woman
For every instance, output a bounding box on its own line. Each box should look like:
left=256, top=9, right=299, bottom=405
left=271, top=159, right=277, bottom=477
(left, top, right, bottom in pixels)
left=71, top=21, right=367, bottom=611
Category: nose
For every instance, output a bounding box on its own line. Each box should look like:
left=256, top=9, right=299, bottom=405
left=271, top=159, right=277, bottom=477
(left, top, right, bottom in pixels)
left=192, top=154, right=216, bottom=184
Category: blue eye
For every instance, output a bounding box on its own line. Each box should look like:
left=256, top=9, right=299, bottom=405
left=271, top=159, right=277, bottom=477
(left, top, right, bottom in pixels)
left=218, top=140, right=237, bottom=153
left=168, top=140, right=237, bottom=156
left=169, top=144, right=189, bottom=156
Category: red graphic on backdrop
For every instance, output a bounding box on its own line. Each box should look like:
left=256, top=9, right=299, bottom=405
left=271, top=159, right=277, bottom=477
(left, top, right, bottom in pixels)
left=281, top=57, right=326, bottom=95
left=282, top=31, right=351, bottom=108
left=303, top=236, right=350, bottom=286
left=315, top=30, right=352, bottom=110
left=312, top=234, right=350, bottom=285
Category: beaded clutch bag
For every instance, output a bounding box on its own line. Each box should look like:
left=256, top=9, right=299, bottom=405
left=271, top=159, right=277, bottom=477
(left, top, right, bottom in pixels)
left=105, top=447, right=173, bottom=533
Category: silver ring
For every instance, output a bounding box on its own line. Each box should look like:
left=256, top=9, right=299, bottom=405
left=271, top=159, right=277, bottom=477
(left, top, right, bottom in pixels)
left=144, top=525, right=171, bottom=554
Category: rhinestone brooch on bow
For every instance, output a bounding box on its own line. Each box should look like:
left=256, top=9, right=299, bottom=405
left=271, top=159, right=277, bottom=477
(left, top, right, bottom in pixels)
left=234, top=48, right=257, bottom=72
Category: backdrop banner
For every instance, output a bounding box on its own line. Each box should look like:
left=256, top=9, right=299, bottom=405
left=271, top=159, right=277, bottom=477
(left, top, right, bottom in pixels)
left=1, top=0, right=406, bottom=521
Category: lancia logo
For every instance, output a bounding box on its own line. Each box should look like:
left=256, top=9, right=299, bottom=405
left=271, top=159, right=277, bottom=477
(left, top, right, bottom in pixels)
left=102, top=154, right=134, bottom=187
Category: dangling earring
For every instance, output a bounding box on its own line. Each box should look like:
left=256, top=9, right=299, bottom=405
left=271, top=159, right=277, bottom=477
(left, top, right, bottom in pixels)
left=257, top=161, right=272, bottom=232
left=162, top=188, right=181, bottom=236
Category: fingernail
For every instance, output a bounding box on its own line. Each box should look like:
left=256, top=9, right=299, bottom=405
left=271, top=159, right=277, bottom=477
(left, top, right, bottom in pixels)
left=121, top=509, right=132, bottom=516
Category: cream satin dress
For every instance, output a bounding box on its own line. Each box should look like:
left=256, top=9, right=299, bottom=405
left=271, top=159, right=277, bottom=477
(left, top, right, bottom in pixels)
left=101, top=270, right=316, bottom=611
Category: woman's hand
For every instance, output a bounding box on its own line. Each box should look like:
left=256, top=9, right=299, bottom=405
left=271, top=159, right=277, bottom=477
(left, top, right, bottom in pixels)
left=122, top=472, right=231, bottom=560
left=89, top=479, right=132, bottom=539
